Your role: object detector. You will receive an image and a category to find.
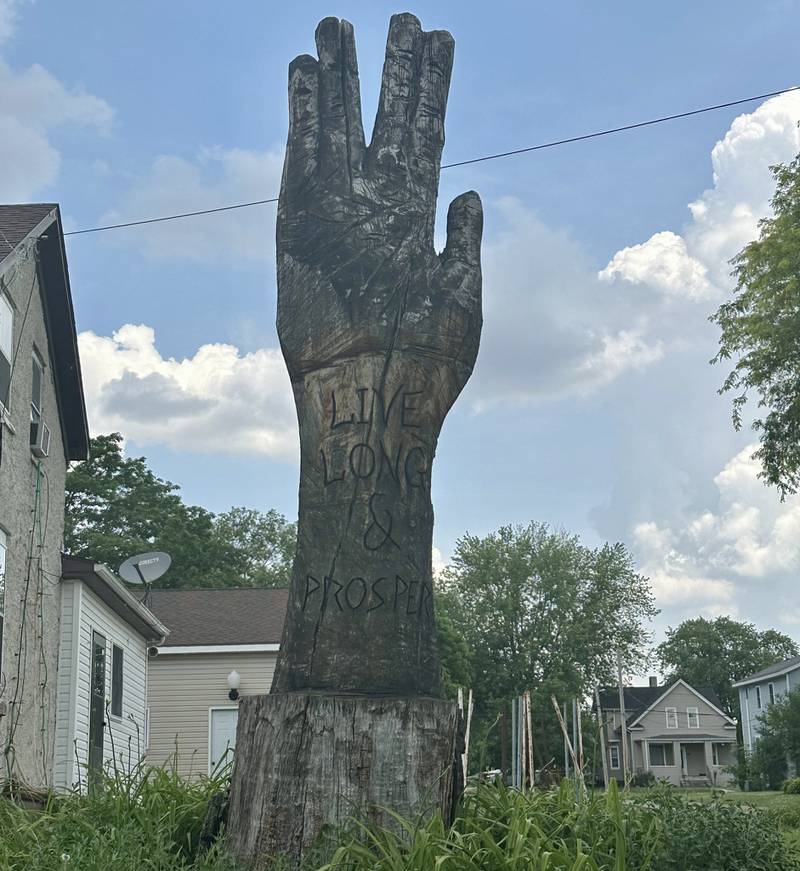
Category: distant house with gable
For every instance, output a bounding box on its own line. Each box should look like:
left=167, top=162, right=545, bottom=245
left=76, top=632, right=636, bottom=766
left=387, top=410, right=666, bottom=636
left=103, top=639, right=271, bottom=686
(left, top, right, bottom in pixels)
left=144, top=587, right=288, bottom=777
left=596, top=677, right=737, bottom=786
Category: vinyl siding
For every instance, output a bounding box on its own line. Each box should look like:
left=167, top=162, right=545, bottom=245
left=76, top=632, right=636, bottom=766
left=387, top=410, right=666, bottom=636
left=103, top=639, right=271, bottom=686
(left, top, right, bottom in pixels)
left=146, top=651, right=277, bottom=777
left=634, top=684, right=734, bottom=738
left=53, top=581, right=149, bottom=790
left=740, top=665, right=800, bottom=753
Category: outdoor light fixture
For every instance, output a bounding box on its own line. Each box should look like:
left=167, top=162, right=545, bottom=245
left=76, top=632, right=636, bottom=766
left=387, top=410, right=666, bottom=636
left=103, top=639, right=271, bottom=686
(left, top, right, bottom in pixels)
left=227, top=670, right=241, bottom=701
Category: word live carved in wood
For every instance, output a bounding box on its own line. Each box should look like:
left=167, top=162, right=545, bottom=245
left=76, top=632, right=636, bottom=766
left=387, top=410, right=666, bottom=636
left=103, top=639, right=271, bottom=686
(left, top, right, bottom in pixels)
left=272, top=11, right=483, bottom=698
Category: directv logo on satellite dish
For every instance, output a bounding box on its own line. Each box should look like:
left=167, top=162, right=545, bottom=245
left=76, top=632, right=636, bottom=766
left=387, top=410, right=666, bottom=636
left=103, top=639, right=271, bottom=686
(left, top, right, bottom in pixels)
left=119, top=551, right=171, bottom=585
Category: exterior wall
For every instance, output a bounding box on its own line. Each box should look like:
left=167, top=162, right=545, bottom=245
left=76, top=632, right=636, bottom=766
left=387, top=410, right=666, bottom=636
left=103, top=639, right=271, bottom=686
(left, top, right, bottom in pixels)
left=0, top=245, right=69, bottom=787
left=739, top=668, right=800, bottom=754
left=53, top=580, right=148, bottom=790
left=146, top=650, right=277, bottom=777
left=634, top=684, right=734, bottom=740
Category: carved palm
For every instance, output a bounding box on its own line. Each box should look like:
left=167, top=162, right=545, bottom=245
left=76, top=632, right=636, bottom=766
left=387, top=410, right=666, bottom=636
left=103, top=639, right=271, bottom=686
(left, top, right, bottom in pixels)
left=276, top=13, right=482, bottom=407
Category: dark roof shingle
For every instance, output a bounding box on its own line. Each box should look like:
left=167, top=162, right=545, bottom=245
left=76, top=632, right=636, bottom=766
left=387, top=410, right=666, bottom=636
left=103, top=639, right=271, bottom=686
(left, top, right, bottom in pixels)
left=0, top=204, right=56, bottom=264
left=145, top=587, right=289, bottom=647
left=735, top=655, right=800, bottom=686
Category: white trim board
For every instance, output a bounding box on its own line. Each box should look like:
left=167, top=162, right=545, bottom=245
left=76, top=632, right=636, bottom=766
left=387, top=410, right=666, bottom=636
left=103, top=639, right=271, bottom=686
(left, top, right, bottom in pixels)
left=157, top=643, right=280, bottom=655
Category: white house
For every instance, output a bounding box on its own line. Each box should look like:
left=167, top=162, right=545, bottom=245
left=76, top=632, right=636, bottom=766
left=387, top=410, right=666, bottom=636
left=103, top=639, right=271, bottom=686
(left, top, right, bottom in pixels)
left=734, top=655, right=800, bottom=759
left=54, top=555, right=168, bottom=790
left=144, top=587, right=287, bottom=777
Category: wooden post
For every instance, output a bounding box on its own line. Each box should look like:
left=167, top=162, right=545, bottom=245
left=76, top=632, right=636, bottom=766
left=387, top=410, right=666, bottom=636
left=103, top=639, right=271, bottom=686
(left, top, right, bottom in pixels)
left=525, top=691, right=534, bottom=788
left=463, top=689, right=474, bottom=780
left=500, top=705, right=509, bottom=781
left=617, top=652, right=630, bottom=782
left=520, top=695, right=528, bottom=788
left=563, top=702, right=570, bottom=778
left=576, top=699, right=584, bottom=774
left=551, top=696, right=580, bottom=776
left=595, top=687, right=609, bottom=789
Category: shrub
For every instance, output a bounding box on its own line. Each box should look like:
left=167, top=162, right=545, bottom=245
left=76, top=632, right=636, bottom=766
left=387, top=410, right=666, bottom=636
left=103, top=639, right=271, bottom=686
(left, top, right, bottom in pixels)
left=785, top=778, right=800, bottom=794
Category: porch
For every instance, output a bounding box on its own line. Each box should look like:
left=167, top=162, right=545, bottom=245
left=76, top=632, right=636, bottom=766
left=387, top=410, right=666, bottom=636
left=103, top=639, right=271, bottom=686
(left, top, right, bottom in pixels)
left=632, top=735, right=736, bottom=787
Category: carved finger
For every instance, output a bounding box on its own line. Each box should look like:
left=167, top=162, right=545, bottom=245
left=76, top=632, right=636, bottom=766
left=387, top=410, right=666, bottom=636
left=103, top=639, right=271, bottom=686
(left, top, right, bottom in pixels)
left=285, top=54, right=320, bottom=192
left=315, top=18, right=365, bottom=184
left=410, top=30, right=454, bottom=187
left=442, top=190, right=483, bottom=269
left=368, top=13, right=423, bottom=176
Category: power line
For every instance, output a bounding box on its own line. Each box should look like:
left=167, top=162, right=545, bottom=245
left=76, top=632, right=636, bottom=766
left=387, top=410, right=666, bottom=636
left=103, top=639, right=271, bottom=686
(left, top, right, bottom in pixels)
left=64, top=84, right=800, bottom=238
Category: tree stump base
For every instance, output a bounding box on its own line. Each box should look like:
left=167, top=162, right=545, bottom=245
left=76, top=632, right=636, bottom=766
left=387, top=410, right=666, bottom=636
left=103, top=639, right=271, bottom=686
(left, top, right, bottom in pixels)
left=226, top=693, right=459, bottom=869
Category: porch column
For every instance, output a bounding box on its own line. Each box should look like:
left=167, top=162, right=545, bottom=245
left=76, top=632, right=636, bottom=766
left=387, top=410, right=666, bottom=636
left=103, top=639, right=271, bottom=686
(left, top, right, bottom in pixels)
left=674, top=741, right=681, bottom=783
left=704, top=740, right=714, bottom=783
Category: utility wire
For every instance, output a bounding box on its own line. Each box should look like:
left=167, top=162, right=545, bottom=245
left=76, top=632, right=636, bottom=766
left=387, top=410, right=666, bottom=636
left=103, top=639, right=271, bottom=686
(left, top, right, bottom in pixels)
left=64, top=84, right=800, bottom=238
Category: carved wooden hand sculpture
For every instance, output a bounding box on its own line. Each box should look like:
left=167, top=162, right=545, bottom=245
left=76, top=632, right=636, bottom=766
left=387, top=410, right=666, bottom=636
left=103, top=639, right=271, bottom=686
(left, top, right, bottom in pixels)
left=273, top=13, right=482, bottom=696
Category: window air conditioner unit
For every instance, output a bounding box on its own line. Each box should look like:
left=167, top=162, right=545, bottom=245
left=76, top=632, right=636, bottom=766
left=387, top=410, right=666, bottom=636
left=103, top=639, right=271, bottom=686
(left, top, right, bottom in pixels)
left=31, top=419, right=51, bottom=458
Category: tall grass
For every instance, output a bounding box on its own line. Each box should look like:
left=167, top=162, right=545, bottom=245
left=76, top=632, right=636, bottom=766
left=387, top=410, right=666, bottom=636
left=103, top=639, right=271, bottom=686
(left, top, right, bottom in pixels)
left=0, top=757, right=234, bottom=871
left=315, top=781, right=800, bottom=871
left=2, top=767, right=798, bottom=870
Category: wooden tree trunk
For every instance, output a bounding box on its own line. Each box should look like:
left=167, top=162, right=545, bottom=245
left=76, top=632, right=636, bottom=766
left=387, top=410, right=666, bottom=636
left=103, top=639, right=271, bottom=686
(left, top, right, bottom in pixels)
left=226, top=693, right=459, bottom=869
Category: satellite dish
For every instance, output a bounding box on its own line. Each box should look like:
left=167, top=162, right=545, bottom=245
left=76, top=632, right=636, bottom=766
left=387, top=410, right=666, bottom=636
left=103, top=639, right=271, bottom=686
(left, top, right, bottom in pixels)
left=119, top=551, right=171, bottom=585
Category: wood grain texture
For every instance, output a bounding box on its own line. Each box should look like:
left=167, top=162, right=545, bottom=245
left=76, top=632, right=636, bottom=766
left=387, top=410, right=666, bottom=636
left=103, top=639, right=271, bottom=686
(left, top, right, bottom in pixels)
left=273, top=11, right=483, bottom=698
left=227, top=693, right=459, bottom=868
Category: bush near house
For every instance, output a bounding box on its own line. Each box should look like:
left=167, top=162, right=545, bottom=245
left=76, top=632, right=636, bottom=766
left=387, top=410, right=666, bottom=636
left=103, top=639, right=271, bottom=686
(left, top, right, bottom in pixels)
left=0, top=773, right=798, bottom=870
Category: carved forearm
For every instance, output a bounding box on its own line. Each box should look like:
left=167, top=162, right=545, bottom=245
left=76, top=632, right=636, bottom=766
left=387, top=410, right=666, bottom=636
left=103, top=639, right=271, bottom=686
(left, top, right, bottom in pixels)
left=272, top=354, right=446, bottom=696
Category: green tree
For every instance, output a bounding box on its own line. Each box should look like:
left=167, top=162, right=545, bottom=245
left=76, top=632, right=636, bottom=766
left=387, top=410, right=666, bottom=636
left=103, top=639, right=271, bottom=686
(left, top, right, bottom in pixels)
left=657, top=616, right=797, bottom=717
left=438, top=522, right=658, bottom=771
left=65, top=434, right=296, bottom=589
left=212, top=507, right=295, bottom=588
left=711, top=153, right=800, bottom=496
left=435, top=608, right=473, bottom=699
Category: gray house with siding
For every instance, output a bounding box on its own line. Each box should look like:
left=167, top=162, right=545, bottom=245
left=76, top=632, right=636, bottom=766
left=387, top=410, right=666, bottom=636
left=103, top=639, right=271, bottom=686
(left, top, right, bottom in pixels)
left=0, top=204, right=90, bottom=787
left=144, top=587, right=288, bottom=777
left=733, top=655, right=800, bottom=760
left=597, top=678, right=738, bottom=786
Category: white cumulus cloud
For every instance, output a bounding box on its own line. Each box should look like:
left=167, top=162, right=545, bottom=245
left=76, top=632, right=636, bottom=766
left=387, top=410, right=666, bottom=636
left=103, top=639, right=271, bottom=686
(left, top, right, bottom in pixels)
left=631, top=444, right=800, bottom=625
left=78, top=324, right=298, bottom=460
left=599, top=91, right=800, bottom=298
left=0, top=2, right=113, bottom=201
left=98, top=147, right=283, bottom=263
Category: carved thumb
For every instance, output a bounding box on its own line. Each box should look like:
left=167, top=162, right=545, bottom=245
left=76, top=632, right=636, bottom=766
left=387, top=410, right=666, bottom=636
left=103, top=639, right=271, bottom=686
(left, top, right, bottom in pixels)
left=443, top=191, right=483, bottom=268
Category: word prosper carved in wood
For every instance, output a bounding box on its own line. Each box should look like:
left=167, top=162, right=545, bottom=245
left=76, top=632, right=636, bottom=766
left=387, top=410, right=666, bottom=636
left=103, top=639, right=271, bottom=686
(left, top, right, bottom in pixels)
left=271, top=11, right=483, bottom=698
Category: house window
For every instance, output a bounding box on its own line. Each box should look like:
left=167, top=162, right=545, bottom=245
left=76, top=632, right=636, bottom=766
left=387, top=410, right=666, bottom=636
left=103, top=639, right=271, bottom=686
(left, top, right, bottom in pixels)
left=0, top=294, right=12, bottom=409
left=665, top=707, right=678, bottom=729
left=756, top=686, right=762, bottom=709
left=649, top=743, right=675, bottom=766
left=609, top=743, right=620, bottom=769
left=30, top=351, right=43, bottom=447
left=712, top=743, right=722, bottom=766
left=111, top=644, right=123, bottom=717
left=687, top=707, right=700, bottom=729
left=769, top=683, right=775, bottom=705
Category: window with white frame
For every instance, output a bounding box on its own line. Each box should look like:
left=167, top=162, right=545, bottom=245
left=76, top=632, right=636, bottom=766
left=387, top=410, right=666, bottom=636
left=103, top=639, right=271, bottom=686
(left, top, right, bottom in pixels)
left=0, top=294, right=12, bottom=409
left=756, top=686, right=762, bottom=709
left=30, top=351, right=43, bottom=446
left=609, top=743, right=620, bottom=769
left=649, top=743, right=675, bottom=766
left=687, top=706, right=700, bottom=728
left=712, top=743, right=722, bottom=766
left=665, top=707, right=678, bottom=729
left=769, top=683, right=775, bottom=705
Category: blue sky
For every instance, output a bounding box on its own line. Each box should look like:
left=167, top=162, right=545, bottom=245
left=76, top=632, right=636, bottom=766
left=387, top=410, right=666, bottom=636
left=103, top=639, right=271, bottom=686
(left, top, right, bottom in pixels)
left=4, top=0, right=800, bottom=642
